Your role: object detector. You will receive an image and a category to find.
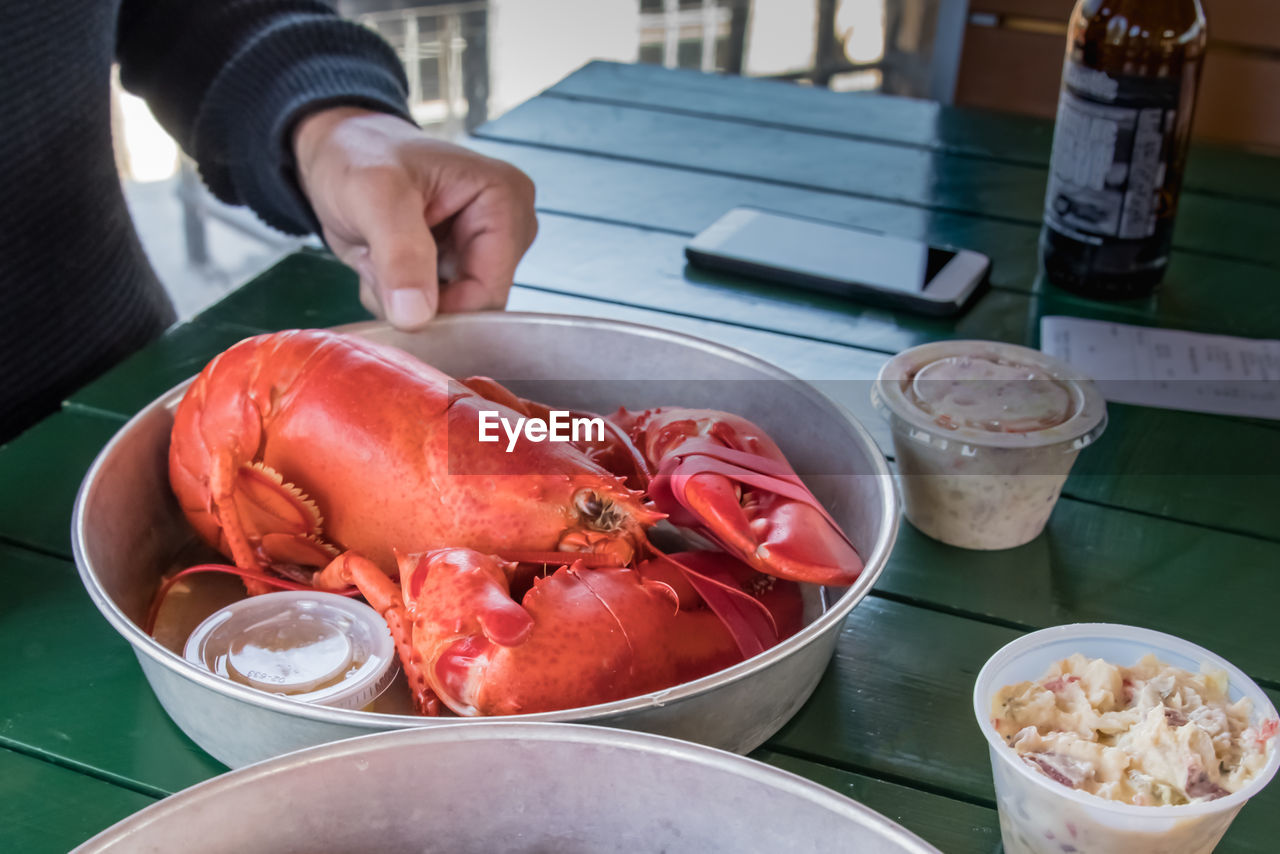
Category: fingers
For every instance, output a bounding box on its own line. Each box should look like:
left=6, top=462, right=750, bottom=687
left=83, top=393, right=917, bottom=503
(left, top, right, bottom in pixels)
left=301, top=111, right=537, bottom=325
left=349, top=180, right=441, bottom=330
left=437, top=176, right=537, bottom=314
left=358, top=277, right=382, bottom=318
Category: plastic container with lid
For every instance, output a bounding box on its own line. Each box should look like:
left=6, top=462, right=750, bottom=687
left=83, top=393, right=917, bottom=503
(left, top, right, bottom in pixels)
left=184, top=591, right=398, bottom=710
left=974, top=624, right=1279, bottom=854
left=872, top=339, right=1107, bottom=550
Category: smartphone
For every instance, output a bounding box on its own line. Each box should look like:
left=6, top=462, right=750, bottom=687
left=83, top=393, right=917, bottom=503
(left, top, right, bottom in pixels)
left=685, top=208, right=990, bottom=316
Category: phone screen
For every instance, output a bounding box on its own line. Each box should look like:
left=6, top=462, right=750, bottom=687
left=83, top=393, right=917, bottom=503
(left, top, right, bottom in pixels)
left=703, top=210, right=957, bottom=293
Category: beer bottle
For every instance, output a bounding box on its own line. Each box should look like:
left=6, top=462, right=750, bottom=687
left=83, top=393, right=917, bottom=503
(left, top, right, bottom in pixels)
left=1040, top=0, right=1207, bottom=300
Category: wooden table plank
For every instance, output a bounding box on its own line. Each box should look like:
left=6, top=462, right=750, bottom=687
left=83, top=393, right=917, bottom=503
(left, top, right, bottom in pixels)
left=769, top=598, right=1006, bottom=799
left=515, top=213, right=1280, bottom=347
left=549, top=61, right=1280, bottom=207
left=189, top=250, right=374, bottom=332
left=64, top=320, right=266, bottom=421
left=518, top=213, right=1037, bottom=352
left=879, top=501, right=1280, bottom=687
left=0, top=748, right=158, bottom=854
left=468, top=138, right=1045, bottom=288
left=768, top=597, right=1280, bottom=853
left=475, top=97, right=1280, bottom=268
left=468, top=138, right=1280, bottom=339
left=0, top=411, right=123, bottom=559
left=753, top=750, right=1001, bottom=854
left=0, top=544, right=227, bottom=793
left=65, top=253, right=373, bottom=419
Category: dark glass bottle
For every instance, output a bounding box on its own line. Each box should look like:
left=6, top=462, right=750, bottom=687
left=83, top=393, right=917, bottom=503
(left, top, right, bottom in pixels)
left=1040, top=0, right=1207, bottom=300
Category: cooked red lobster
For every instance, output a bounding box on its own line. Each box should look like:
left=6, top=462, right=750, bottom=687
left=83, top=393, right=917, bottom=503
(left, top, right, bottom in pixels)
left=166, top=329, right=862, bottom=715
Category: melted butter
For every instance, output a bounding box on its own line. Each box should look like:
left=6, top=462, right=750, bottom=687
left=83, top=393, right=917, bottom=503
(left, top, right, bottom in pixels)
left=907, top=354, right=1075, bottom=433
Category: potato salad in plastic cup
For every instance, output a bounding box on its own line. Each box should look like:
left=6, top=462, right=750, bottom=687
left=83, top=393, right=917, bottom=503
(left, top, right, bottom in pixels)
left=975, top=624, right=1279, bottom=854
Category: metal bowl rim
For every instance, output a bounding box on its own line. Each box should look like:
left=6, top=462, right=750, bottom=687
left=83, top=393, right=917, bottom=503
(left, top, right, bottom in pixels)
left=72, top=312, right=898, bottom=728
left=75, top=722, right=938, bottom=853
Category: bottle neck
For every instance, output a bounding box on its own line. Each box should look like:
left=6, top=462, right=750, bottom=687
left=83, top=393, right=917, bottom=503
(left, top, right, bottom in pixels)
left=1076, top=0, right=1206, bottom=41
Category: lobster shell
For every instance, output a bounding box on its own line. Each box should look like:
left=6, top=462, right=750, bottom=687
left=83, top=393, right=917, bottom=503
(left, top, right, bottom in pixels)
left=169, top=329, right=660, bottom=581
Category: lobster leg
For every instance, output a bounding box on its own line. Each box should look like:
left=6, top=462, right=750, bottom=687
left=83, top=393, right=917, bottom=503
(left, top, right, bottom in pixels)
left=313, top=552, right=442, bottom=715
left=634, top=551, right=805, bottom=644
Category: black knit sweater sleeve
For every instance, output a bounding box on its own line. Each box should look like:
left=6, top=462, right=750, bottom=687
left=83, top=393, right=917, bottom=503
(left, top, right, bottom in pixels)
left=116, top=0, right=412, bottom=235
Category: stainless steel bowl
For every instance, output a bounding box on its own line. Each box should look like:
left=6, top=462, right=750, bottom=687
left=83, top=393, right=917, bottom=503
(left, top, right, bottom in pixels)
left=73, top=723, right=938, bottom=853
left=73, top=314, right=898, bottom=768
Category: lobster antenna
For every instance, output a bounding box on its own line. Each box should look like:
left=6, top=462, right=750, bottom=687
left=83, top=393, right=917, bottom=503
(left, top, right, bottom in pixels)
left=644, top=539, right=780, bottom=659
left=143, top=563, right=358, bottom=636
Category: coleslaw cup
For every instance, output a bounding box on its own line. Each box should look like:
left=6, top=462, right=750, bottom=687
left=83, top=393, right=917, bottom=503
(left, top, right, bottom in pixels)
left=974, top=624, right=1279, bottom=854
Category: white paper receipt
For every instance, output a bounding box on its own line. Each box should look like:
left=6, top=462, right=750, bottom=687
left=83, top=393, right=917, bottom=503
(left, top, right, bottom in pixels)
left=1040, top=316, right=1280, bottom=419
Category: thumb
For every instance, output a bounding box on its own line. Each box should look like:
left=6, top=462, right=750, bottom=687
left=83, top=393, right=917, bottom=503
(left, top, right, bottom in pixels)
left=360, top=189, right=440, bottom=330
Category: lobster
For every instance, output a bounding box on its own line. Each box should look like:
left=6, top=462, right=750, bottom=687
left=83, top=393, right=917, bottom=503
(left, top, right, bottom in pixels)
left=312, top=549, right=803, bottom=716
left=166, top=328, right=862, bottom=715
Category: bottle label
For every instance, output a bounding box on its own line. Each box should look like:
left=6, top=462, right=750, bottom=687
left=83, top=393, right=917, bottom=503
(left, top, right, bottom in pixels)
left=1044, top=61, right=1181, bottom=244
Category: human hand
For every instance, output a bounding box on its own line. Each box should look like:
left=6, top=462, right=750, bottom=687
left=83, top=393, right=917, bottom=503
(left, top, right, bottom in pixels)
left=293, top=107, right=537, bottom=329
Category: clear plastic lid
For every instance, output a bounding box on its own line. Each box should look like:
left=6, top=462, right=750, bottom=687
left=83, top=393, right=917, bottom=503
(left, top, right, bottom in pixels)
left=873, top=340, right=1108, bottom=455
left=184, top=591, right=397, bottom=710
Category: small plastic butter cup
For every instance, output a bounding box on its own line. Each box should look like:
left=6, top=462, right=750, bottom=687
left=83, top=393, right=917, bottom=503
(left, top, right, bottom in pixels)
left=871, top=340, right=1106, bottom=550
left=974, top=624, right=1280, bottom=854
left=184, top=591, right=397, bottom=710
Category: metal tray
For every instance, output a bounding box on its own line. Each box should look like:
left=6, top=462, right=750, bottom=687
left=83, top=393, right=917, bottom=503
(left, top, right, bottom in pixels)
left=72, top=314, right=897, bottom=767
left=74, top=722, right=938, bottom=853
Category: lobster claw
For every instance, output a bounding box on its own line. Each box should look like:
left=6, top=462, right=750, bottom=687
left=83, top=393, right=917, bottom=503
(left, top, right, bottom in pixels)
left=617, top=408, right=864, bottom=587
left=400, top=549, right=731, bottom=717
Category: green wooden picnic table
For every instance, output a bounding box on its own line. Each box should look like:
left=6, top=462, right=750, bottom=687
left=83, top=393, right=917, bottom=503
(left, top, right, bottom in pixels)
left=3, top=61, right=1278, bottom=852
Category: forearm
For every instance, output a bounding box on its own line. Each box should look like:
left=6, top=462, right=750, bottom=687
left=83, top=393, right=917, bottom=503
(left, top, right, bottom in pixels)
left=117, top=0, right=411, bottom=234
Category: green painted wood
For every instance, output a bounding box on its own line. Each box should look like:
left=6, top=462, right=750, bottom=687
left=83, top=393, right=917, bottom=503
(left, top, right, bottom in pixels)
left=876, top=499, right=1280, bottom=686
left=65, top=253, right=371, bottom=419
left=518, top=213, right=1037, bottom=353
left=751, top=749, right=1002, bottom=853
left=475, top=96, right=1280, bottom=268
left=550, top=61, right=1280, bottom=207
left=517, top=212, right=1280, bottom=346
left=767, top=597, right=1280, bottom=853
left=470, top=137, right=1280, bottom=338
left=193, top=249, right=372, bottom=332
left=0, top=748, right=158, bottom=854
left=0, top=543, right=227, bottom=792
left=467, top=137, right=1046, bottom=288
left=1065, top=403, right=1280, bottom=540
left=0, top=410, right=124, bottom=558
left=64, top=319, right=262, bottom=419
